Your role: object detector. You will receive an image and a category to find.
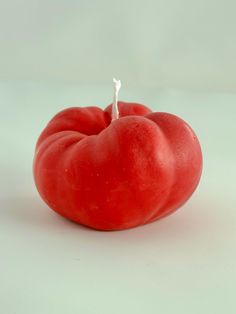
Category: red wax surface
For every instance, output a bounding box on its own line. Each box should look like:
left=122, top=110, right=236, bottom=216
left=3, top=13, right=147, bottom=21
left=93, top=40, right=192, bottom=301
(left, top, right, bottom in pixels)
left=33, top=102, right=203, bottom=230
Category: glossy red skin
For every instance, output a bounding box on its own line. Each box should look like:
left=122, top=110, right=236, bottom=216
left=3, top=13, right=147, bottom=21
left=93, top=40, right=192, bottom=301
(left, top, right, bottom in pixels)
left=33, top=102, right=203, bottom=230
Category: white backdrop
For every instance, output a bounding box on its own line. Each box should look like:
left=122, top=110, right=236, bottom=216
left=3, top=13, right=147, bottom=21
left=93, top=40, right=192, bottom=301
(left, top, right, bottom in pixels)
left=0, top=0, right=236, bottom=91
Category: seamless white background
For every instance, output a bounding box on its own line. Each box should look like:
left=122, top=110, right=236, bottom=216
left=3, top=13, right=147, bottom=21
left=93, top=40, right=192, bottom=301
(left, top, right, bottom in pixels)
left=0, top=0, right=236, bottom=91
left=1, top=1, right=236, bottom=313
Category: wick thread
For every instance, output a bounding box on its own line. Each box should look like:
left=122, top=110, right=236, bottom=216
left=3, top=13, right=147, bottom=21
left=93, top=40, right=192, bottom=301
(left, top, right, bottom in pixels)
left=112, top=78, right=121, bottom=121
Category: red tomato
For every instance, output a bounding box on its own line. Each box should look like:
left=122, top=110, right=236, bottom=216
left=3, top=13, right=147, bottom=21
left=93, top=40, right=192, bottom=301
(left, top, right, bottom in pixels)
left=33, top=102, right=203, bottom=230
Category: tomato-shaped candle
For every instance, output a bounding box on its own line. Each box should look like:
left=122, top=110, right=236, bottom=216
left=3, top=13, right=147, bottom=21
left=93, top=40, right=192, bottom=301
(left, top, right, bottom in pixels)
left=33, top=79, right=203, bottom=231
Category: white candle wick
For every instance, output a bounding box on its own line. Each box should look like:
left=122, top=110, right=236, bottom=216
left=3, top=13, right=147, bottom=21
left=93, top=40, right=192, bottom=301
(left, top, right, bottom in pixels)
left=112, top=78, right=121, bottom=121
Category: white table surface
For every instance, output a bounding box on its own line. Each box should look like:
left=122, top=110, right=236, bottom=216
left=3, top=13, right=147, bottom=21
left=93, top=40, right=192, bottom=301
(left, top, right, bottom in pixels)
left=1, top=80, right=236, bottom=314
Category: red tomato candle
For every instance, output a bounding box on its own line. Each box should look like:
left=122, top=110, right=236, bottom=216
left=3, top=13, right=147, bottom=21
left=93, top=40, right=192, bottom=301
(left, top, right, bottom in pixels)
left=33, top=79, right=203, bottom=231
